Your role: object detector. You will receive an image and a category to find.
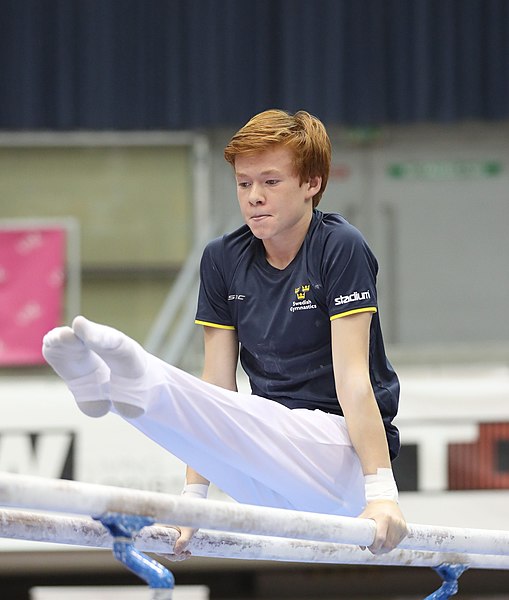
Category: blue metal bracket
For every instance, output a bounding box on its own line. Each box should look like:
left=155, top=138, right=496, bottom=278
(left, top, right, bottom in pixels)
left=96, top=512, right=175, bottom=596
left=424, top=563, right=469, bottom=599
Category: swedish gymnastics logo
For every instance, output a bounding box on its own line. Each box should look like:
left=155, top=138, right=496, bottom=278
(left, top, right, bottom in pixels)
left=291, top=284, right=317, bottom=313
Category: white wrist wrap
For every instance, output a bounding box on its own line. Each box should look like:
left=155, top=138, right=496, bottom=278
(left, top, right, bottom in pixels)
left=364, top=468, right=398, bottom=503
left=181, top=483, right=209, bottom=499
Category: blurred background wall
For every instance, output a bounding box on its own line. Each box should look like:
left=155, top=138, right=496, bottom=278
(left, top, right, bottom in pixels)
left=1, top=0, right=508, bottom=349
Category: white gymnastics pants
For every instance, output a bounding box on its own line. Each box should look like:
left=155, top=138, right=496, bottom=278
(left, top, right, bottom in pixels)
left=111, top=357, right=365, bottom=517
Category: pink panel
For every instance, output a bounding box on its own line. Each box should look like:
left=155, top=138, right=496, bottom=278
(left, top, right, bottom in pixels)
left=0, top=228, right=66, bottom=366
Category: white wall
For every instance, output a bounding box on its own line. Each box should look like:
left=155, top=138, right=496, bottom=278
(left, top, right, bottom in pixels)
left=31, top=585, right=209, bottom=599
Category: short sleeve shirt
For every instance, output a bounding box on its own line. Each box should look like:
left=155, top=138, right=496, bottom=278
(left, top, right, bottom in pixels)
left=195, top=210, right=400, bottom=459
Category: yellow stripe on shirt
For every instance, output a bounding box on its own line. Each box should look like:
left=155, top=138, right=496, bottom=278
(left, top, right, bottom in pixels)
left=195, top=320, right=236, bottom=330
left=330, top=306, right=377, bottom=321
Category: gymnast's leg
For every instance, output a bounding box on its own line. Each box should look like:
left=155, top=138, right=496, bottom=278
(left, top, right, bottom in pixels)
left=42, top=326, right=111, bottom=417
left=44, top=316, right=365, bottom=516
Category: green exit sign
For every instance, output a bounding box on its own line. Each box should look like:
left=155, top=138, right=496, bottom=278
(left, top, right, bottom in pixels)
left=387, top=160, right=503, bottom=180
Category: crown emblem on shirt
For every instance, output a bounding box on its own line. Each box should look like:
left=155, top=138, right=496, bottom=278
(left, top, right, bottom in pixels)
left=295, top=284, right=310, bottom=300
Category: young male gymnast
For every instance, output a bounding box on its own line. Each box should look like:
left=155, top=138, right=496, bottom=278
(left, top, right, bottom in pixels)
left=43, top=109, right=407, bottom=559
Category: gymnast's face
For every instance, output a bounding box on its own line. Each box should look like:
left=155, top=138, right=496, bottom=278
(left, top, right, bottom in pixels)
left=234, top=145, right=321, bottom=247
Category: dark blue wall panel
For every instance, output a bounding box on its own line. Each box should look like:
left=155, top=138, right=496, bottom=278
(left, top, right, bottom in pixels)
left=1, top=0, right=508, bottom=129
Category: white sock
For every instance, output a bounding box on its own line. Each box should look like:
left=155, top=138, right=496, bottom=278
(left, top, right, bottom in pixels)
left=42, top=326, right=111, bottom=418
left=72, top=316, right=149, bottom=419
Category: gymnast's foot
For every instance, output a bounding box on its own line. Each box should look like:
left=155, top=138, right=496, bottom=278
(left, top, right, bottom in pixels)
left=72, top=316, right=149, bottom=419
left=42, top=326, right=111, bottom=418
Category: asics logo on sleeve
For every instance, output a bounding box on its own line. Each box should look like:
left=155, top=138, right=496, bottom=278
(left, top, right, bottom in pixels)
left=334, top=290, right=371, bottom=306
left=228, top=294, right=246, bottom=301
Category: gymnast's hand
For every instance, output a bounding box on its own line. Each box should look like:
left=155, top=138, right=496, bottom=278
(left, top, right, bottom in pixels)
left=160, top=473, right=209, bottom=561
left=160, top=525, right=198, bottom=562
left=358, top=500, right=408, bottom=554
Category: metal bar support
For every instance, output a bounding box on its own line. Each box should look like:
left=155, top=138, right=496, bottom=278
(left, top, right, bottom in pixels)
left=97, top=512, right=174, bottom=599
left=424, top=563, right=469, bottom=599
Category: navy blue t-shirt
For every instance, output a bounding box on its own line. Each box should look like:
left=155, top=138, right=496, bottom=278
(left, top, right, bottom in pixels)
left=195, top=210, right=400, bottom=459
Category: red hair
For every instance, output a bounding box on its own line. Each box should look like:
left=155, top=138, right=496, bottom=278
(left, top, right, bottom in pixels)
left=224, top=109, right=331, bottom=207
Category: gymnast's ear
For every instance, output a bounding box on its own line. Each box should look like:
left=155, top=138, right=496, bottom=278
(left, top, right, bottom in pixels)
left=305, top=175, right=322, bottom=200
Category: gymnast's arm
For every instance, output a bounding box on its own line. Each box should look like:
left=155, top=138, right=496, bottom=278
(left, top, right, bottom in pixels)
left=331, top=312, right=407, bottom=554
left=201, top=325, right=240, bottom=390
left=184, top=325, right=239, bottom=493
left=170, top=326, right=239, bottom=559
